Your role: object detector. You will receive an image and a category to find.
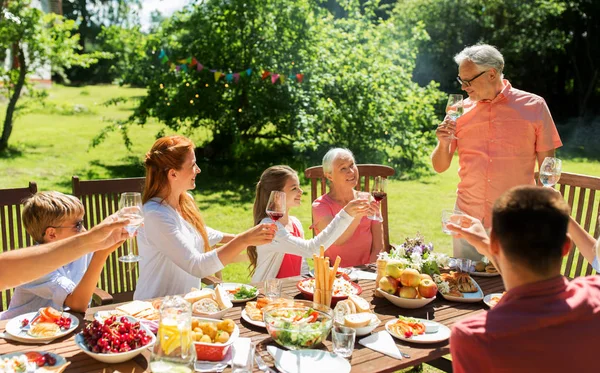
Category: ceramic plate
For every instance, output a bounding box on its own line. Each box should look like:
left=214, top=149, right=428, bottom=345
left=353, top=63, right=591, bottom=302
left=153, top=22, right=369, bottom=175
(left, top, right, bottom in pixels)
left=240, top=309, right=266, bottom=328
left=220, top=282, right=258, bottom=303
left=468, top=270, right=500, bottom=277
left=483, top=293, right=504, bottom=308
left=377, top=289, right=436, bottom=309
left=5, top=311, right=79, bottom=343
left=267, top=345, right=351, bottom=373
left=0, top=351, right=68, bottom=371
left=385, top=319, right=450, bottom=344
left=439, top=277, right=484, bottom=303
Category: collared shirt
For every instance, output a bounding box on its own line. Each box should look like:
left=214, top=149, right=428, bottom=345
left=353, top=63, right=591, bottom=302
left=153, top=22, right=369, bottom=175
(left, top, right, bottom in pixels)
left=451, top=275, right=600, bottom=373
left=134, top=197, right=225, bottom=300
left=451, top=80, right=562, bottom=227
left=1, top=252, right=92, bottom=320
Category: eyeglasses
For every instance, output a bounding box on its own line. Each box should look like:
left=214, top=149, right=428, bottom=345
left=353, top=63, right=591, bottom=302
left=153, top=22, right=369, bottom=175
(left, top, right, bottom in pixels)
left=456, top=70, right=488, bottom=87
left=45, top=220, right=85, bottom=235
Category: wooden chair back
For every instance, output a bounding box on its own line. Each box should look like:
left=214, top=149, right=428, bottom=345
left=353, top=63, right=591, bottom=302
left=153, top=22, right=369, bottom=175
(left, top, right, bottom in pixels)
left=304, top=164, right=395, bottom=250
left=72, top=176, right=145, bottom=303
left=536, top=171, right=600, bottom=277
left=0, top=182, right=38, bottom=311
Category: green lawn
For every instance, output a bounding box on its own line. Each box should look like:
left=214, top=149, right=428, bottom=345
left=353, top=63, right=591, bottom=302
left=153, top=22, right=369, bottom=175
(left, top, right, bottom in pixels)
left=1, top=85, right=599, bottom=285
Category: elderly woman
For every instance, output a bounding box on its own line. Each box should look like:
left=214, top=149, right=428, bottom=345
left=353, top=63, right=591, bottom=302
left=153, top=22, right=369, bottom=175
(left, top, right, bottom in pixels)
left=134, top=135, right=276, bottom=299
left=311, top=148, right=384, bottom=267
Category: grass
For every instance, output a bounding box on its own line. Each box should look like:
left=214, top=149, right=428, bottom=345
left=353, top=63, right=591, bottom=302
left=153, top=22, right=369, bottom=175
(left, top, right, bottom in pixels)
left=1, top=84, right=597, bottom=373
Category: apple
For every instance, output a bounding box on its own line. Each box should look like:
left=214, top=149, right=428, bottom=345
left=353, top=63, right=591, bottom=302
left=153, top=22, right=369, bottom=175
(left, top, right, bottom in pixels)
left=378, top=276, right=398, bottom=295
left=420, top=273, right=433, bottom=282
left=418, top=278, right=438, bottom=298
left=400, top=268, right=421, bottom=287
left=385, top=262, right=404, bottom=279
left=398, top=286, right=418, bottom=299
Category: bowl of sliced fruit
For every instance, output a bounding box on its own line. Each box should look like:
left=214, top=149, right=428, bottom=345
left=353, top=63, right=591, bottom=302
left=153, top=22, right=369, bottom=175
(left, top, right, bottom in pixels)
left=75, top=315, right=155, bottom=364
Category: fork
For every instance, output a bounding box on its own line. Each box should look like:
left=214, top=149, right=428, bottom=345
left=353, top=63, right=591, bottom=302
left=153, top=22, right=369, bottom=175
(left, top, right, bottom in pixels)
left=255, top=353, right=277, bottom=373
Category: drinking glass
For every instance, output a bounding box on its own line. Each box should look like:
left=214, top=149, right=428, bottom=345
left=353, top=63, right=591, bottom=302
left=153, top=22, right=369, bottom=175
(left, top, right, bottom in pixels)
left=232, top=342, right=255, bottom=373
left=456, top=258, right=473, bottom=273
left=539, top=157, right=562, bottom=187
left=118, top=192, right=144, bottom=263
left=264, top=278, right=282, bottom=299
left=332, top=325, right=356, bottom=358
left=266, top=191, right=286, bottom=222
left=445, top=94, right=463, bottom=140
left=441, top=209, right=465, bottom=235
left=369, top=176, right=387, bottom=222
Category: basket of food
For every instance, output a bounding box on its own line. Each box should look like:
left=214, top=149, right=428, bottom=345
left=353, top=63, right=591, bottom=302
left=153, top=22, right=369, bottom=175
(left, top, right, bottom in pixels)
left=191, top=317, right=238, bottom=361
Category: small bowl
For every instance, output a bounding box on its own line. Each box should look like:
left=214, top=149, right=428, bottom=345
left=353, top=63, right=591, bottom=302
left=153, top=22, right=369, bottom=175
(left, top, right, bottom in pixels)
left=263, top=300, right=333, bottom=350
left=423, top=320, right=440, bottom=334
left=75, top=322, right=155, bottom=364
left=335, top=315, right=381, bottom=336
left=192, top=305, right=232, bottom=320
left=192, top=317, right=239, bottom=361
left=377, top=289, right=436, bottom=309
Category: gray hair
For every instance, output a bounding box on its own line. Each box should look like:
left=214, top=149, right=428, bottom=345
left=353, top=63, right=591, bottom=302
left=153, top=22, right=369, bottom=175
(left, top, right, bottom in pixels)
left=454, top=44, right=504, bottom=74
left=322, top=148, right=355, bottom=174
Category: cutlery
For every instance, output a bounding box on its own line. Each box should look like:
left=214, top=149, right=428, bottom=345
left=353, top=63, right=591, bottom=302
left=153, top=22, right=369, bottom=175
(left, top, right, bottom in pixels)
left=20, top=311, right=41, bottom=332
left=255, top=353, right=277, bottom=373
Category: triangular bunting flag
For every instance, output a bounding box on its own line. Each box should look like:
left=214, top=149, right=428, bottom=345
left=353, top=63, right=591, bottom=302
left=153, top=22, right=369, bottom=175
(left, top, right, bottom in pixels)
left=214, top=71, right=223, bottom=82
left=262, top=71, right=271, bottom=80
left=233, top=73, right=240, bottom=83
left=177, top=58, right=188, bottom=64
left=175, top=65, right=181, bottom=72
left=181, top=64, right=188, bottom=72
left=158, top=50, right=166, bottom=59
left=210, top=69, right=217, bottom=73
left=271, top=74, right=280, bottom=84
left=197, top=63, right=204, bottom=71
left=186, top=57, right=192, bottom=64
left=246, top=68, right=252, bottom=76
left=160, top=55, right=169, bottom=64
left=240, top=70, right=246, bottom=77
left=191, top=57, right=198, bottom=66
left=169, top=63, right=176, bottom=71
left=225, top=73, right=233, bottom=82
left=296, top=73, right=304, bottom=83
left=279, top=75, right=286, bottom=84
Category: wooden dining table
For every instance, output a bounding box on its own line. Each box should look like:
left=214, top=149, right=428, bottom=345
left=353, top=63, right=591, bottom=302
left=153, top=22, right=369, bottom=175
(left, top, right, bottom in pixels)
left=0, top=271, right=505, bottom=373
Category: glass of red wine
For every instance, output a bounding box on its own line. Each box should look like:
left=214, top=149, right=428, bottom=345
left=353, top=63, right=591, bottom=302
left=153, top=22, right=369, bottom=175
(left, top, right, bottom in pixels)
left=266, top=191, right=286, bottom=222
left=369, top=176, right=387, bottom=222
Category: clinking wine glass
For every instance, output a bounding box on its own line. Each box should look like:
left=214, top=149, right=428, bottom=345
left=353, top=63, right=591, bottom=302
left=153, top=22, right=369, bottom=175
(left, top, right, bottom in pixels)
left=266, top=191, right=286, bottom=223
left=118, top=192, right=144, bottom=263
left=369, top=176, right=387, bottom=222
left=446, top=94, right=464, bottom=140
left=539, top=157, right=562, bottom=187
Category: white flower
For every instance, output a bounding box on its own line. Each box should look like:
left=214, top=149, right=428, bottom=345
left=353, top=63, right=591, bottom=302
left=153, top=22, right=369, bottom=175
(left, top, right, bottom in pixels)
left=433, top=275, right=450, bottom=294
left=430, top=252, right=450, bottom=267
left=378, top=252, right=389, bottom=260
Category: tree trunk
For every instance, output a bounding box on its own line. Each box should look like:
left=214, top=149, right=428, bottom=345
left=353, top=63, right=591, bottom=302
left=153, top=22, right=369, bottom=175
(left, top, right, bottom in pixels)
left=0, top=46, right=27, bottom=152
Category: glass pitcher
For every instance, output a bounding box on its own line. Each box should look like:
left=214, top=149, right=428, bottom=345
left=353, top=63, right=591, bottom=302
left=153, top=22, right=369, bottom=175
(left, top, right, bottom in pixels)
left=150, top=295, right=195, bottom=373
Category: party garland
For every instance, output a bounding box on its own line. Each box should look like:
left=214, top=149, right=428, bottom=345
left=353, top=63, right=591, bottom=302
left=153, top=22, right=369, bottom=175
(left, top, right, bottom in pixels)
left=158, top=50, right=304, bottom=84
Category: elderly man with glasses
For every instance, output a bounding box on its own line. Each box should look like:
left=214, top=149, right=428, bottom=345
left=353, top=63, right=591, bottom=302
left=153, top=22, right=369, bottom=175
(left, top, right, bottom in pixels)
left=430, top=44, right=562, bottom=261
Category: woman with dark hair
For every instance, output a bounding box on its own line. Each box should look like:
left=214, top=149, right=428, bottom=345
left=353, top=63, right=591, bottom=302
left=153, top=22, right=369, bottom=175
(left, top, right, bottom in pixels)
left=248, top=165, right=370, bottom=282
left=134, top=136, right=276, bottom=299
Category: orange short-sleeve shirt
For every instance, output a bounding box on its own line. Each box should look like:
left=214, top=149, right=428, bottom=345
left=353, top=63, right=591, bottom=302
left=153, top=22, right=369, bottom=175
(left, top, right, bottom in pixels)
left=451, top=80, right=562, bottom=227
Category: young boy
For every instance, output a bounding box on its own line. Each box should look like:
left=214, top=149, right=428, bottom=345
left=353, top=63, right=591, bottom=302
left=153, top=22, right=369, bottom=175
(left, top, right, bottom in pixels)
left=1, top=192, right=120, bottom=319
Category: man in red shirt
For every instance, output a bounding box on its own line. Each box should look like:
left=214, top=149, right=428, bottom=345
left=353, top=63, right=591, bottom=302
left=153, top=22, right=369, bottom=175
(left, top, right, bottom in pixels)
left=447, top=185, right=600, bottom=373
left=431, top=44, right=562, bottom=260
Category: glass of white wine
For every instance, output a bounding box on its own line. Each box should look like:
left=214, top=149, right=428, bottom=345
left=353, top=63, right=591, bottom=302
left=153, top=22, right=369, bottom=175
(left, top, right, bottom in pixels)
left=446, top=94, right=464, bottom=140
left=118, top=192, right=144, bottom=263
left=539, top=157, right=562, bottom=187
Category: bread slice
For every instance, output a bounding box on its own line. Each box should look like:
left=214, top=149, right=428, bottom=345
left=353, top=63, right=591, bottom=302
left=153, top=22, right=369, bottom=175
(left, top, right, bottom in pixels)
left=344, top=312, right=374, bottom=328
left=184, top=289, right=216, bottom=304
left=215, top=285, right=233, bottom=310
left=348, top=294, right=370, bottom=313
left=116, top=300, right=153, bottom=316
left=333, top=299, right=356, bottom=324
left=193, top=298, right=221, bottom=314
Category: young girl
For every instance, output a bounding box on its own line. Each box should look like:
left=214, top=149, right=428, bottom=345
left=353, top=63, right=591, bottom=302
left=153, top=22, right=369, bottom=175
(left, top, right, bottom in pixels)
left=249, top=165, right=372, bottom=282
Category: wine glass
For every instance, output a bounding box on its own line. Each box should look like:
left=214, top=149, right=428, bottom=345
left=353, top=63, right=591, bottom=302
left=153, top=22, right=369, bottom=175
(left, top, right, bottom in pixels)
left=118, top=192, right=144, bottom=263
left=266, top=191, right=286, bottom=222
left=539, top=157, right=562, bottom=187
left=445, top=94, right=464, bottom=140
left=369, top=176, right=387, bottom=222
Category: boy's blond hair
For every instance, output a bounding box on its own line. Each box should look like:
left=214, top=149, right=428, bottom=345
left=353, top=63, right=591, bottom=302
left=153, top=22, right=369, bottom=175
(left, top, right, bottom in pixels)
left=22, top=191, right=85, bottom=243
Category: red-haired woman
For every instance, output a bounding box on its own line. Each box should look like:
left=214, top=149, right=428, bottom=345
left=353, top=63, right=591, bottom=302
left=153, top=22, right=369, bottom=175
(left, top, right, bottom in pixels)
left=134, top=136, right=276, bottom=299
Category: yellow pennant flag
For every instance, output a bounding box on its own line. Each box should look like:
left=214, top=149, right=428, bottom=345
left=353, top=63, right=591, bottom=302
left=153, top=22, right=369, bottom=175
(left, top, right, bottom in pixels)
left=214, top=72, right=222, bottom=82
left=279, top=75, right=286, bottom=84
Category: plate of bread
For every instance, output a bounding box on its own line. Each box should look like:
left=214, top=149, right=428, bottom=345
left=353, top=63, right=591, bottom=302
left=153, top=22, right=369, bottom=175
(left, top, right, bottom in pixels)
left=469, top=260, right=500, bottom=276
left=185, top=286, right=233, bottom=319
left=333, top=294, right=380, bottom=336
left=434, top=272, right=484, bottom=303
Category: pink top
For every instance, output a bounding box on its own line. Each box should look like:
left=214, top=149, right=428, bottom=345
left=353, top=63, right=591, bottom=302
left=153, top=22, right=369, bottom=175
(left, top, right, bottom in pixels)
left=451, top=275, right=600, bottom=373
left=451, top=80, right=562, bottom=227
left=275, top=222, right=303, bottom=279
left=312, top=194, right=372, bottom=268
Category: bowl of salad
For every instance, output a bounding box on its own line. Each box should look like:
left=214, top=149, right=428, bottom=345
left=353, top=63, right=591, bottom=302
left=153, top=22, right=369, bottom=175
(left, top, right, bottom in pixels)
left=263, top=300, right=333, bottom=350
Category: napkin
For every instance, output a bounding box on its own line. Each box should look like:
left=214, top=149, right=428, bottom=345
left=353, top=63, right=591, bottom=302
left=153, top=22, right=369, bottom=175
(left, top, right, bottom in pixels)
left=354, top=270, right=377, bottom=281
left=231, top=337, right=253, bottom=367
left=194, top=345, right=232, bottom=372
left=358, top=331, right=403, bottom=359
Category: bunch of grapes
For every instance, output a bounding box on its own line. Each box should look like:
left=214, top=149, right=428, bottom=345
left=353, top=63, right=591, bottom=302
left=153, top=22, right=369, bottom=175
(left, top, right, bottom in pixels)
left=55, top=316, right=72, bottom=329
left=82, top=316, right=151, bottom=353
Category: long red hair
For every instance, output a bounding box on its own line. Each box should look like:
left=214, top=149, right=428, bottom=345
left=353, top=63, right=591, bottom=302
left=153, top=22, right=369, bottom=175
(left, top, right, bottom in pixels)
left=143, top=135, right=210, bottom=251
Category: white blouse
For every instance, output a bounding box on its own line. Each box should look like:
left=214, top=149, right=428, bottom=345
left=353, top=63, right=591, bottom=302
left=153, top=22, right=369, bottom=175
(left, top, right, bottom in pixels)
left=251, top=209, right=353, bottom=283
left=134, top=198, right=224, bottom=300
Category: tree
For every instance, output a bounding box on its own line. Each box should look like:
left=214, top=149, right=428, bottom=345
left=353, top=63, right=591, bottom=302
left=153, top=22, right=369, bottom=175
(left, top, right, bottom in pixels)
left=0, top=0, right=99, bottom=152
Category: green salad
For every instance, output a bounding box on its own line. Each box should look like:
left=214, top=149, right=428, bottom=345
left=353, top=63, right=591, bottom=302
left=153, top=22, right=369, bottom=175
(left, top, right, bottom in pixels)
left=265, top=308, right=331, bottom=349
left=231, top=285, right=257, bottom=300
